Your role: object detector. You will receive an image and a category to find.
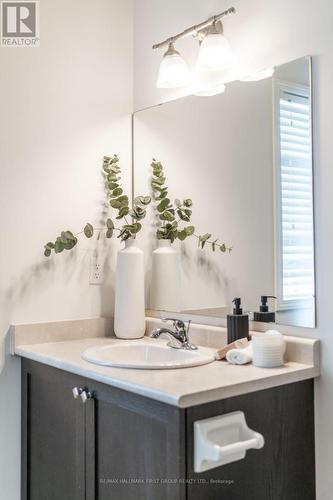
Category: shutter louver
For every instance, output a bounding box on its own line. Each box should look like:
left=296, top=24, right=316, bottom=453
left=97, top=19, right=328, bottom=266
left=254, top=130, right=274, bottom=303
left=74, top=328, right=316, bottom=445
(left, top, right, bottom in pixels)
left=279, top=90, right=315, bottom=302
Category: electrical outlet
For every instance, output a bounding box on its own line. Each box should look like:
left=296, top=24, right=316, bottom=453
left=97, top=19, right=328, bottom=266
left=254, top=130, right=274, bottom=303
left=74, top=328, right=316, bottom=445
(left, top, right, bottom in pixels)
left=89, top=254, right=104, bottom=285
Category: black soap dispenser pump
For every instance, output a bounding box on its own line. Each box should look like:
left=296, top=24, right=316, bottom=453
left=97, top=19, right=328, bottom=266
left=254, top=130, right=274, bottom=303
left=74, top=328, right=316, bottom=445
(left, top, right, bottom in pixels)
left=227, top=297, right=249, bottom=343
left=253, top=295, right=276, bottom=323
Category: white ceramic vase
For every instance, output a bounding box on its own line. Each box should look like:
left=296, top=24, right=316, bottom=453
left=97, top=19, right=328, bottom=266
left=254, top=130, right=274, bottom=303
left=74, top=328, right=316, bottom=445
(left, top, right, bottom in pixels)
left=114, top=239, right=145, bottom=339
left=150, top=239, right=181, bottom=312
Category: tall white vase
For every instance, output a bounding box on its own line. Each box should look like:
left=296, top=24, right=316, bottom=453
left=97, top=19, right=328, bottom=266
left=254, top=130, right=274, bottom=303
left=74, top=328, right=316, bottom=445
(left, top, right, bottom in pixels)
left=150, top=240, right=181, bottom=312
left=114, top=239, right=145, bottom=339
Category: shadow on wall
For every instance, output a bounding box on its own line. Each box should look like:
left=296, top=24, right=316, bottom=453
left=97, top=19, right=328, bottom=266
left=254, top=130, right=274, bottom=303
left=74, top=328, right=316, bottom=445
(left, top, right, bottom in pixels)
left=1, top=250, right=116, bottom=374
left=181, top=244, right=226, bottom=288
left=0, top=196, right=118, bottom=375
left=180, top=244, right=231, bottom=307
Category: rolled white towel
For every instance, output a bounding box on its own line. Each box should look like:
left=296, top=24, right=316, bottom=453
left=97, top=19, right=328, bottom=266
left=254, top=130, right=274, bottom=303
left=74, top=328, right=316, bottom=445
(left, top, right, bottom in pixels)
left=226, top=346, right=253, bottom=365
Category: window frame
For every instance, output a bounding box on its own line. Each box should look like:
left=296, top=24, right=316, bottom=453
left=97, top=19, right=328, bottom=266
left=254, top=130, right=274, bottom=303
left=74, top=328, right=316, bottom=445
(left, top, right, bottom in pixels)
left=273, top=78, right=315, bottom=312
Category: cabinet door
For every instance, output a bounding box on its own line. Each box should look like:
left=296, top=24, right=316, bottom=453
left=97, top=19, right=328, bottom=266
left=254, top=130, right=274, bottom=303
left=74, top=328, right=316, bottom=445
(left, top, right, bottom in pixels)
left=21, top=360, right=86, bottom=500
left=85, top=380, right=186, bottom=500
left=186, top=380, right=315, bottom=500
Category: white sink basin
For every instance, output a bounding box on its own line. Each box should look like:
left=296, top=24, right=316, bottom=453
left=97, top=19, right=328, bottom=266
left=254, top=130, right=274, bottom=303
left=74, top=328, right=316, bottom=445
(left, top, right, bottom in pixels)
left=82, top=340, right=215, bottom=369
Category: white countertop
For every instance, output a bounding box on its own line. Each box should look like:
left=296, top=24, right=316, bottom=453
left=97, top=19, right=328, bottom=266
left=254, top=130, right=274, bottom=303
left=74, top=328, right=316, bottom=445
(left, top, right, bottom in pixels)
left=15, top=335, right=320, bottom=408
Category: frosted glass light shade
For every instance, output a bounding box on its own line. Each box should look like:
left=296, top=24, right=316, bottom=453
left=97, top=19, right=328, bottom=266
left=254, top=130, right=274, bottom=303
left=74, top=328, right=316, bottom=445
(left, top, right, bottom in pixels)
left=156, top=45, right=190, bottom=88
left=196, top=33, right=233, bottom=72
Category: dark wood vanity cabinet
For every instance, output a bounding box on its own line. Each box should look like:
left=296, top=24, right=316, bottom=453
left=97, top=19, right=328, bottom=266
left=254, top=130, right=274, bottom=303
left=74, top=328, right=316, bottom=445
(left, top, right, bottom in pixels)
left=86, top=376, right=186, bottom=500
left=21, top=361, right=86, bottom=500
left=21, top=360, right=185, bottom=500
left=21, top=359, right=316, bottom=500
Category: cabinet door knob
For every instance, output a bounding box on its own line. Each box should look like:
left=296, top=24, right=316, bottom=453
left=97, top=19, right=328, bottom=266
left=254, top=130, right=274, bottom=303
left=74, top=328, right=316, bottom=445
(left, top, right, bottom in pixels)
left=80, top=390, right=93, bottom=403
left=72, top=387, right=83, bottom=399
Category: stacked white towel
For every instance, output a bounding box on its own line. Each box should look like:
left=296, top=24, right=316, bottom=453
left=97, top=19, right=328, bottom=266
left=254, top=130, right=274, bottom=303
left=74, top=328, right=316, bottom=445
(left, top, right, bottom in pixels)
left=226, top=344, right=253, bottom=365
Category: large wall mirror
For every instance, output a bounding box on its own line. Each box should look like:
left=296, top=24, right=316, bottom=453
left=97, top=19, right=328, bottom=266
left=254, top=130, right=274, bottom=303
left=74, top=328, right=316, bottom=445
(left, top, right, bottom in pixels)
left=133, top=56, right=316, bottom=328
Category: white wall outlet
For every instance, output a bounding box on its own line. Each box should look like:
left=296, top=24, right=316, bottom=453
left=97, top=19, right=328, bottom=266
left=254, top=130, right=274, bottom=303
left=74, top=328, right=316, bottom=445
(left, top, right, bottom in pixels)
left=89, top=254, right=104, bottom=285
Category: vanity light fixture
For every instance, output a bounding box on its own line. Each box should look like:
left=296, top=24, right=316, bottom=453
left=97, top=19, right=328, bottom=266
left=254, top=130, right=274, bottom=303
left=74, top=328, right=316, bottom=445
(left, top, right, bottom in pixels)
left=156, top=42, right=190, bottom=88
left=196, top=21, right=233, bottom=72
left=153, top=7, right=236, bottom=89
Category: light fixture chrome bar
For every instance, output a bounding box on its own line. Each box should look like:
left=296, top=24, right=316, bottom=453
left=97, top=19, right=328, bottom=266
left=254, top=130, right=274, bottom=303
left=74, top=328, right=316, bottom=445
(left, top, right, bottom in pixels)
left=152, top=7, right=236, bottom=51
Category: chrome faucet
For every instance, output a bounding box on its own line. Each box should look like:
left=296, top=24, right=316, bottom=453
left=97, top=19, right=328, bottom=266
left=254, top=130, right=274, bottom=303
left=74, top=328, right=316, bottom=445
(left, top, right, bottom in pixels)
left=150, top=318, right=198, bottom=350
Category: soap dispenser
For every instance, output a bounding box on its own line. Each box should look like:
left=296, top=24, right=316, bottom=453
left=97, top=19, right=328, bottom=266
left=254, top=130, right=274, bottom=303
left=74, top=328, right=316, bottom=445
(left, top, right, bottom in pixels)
left=253, top=296, right=276, bottom=323
left=227, top=298, right=249, bottom=343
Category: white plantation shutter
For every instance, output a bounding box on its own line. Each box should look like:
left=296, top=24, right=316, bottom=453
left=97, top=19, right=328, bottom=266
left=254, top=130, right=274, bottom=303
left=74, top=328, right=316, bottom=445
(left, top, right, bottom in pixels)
left=278, top=86, right=315, bottom=303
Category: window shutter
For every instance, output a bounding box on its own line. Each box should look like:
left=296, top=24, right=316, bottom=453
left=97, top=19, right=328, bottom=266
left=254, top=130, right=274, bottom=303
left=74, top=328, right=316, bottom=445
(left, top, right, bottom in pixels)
left=279, top=89, right=314, bottom=302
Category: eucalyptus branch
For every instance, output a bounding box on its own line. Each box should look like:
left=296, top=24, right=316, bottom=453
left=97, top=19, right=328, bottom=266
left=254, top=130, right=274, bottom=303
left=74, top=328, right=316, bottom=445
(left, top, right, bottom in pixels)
left=151, top=159, right=194, bottom=243
left=43, top=155, right=151, bottom=257
left=151, top=158, right=232, bottom=253
left=193, top=234, right=233, bottom=253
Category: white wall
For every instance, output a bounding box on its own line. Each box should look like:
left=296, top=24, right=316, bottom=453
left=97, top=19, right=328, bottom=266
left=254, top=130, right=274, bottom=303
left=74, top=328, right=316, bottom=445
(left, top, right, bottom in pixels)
left=0, top=0, right=133, bottom=498
left=133, top=0, right=333, bottom=498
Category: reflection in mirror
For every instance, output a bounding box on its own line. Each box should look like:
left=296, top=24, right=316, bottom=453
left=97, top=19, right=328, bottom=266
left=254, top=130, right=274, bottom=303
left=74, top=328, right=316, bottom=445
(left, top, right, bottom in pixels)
left=133, top=56, right=315, bottom=328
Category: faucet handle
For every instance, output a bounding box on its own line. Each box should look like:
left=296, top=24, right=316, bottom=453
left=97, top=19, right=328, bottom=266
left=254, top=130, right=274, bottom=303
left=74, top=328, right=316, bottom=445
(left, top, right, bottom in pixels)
left=186, top=319, right=192, bottom=336
left=162, top=317, right=186, bottom=332
left=151, top=319, right=197, bottom=350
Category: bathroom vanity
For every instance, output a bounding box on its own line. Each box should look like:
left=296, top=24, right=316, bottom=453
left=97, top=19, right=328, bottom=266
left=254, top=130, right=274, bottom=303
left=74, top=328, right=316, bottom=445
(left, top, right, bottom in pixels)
left=14, top=318, right=319, bottom=500
left=15, top=52, right=319, bottom=500
left=21, top=359, right=315, bottom=500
